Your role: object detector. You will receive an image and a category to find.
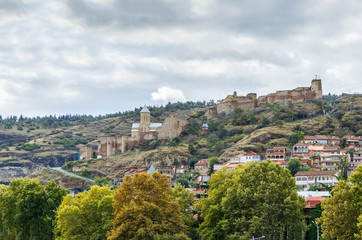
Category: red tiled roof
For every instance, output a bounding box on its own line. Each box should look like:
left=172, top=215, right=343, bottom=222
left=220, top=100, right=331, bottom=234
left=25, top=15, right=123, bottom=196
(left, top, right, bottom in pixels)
left=315, top=135, right=329, bottom=140
left=245, top=151, right=258, bottom=156
left=294, top=170, right=338, bottom=177
left=274, top=146, right=286, bottom=149
left=322, top=146, right=340, bottom=151
left=304, top=135, right=316, bottom=140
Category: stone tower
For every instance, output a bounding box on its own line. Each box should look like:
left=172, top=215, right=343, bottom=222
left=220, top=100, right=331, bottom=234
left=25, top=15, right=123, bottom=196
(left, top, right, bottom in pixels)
left=311, top=78, right=323, bottom=99
left=139, top=106, right=150, bottom=132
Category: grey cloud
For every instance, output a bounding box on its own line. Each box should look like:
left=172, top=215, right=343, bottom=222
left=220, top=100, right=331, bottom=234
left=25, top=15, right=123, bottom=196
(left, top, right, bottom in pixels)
left=66, top=0, right=193, bottom=28
left=0, top=0, right=23, bottom=11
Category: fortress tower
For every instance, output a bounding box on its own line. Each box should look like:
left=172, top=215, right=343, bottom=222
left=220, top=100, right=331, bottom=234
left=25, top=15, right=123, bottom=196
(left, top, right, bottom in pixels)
left=311, top=78, right=323, bottom=99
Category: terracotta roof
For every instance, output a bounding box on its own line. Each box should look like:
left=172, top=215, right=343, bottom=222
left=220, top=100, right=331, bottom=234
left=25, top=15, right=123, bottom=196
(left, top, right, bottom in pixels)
left=306, top=196, right=328, bottom=201
left=304, top=135, right=316, bottom=140
left=176, top=165, right=190, bottom=169
left=343, top=135, right=362, bottom=140
left=224, top=162, right=240, bottom=169
left=245, top=151, right=258, bottom=156
left=322, top=146, right=340, bottom=151
left=315, top=135, right=329, bottom=140
left=294, top=170, right=338, bottom=177
left=274, top=146, right=286, bottom=149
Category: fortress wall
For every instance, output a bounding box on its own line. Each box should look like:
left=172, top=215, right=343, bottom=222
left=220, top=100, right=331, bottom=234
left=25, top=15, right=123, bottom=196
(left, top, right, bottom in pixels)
left=79, top=146, right=94, bottom=160
left=158, top=115, right=189, bottom=139
left=206, top=79, right=323, bottom=119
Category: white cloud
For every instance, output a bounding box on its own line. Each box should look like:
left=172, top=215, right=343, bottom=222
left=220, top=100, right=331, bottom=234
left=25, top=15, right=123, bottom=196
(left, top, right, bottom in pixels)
left=151, top=86, right=186, bottom=102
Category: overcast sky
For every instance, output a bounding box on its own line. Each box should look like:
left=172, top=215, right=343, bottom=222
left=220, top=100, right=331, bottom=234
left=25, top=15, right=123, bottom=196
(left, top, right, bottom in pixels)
left=0, top=0, right=361, bottom=117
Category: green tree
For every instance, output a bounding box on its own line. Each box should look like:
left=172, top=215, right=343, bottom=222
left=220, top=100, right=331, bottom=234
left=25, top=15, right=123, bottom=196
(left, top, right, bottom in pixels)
left=93, top=177, right=111, bottom=186
left=337, top=155, right=349, bottom=181
left=318, top=166, right=362, bottom=239
left=287, top=158, right=301, bottom=176
left=0, top=178, right=67, bottom=240
left=188, top=143, right=197, bottom=155
left=207, top=157, right=219, bottom=176
left=197, top=161, right=306, bottom=239
left=260, top=116, right=271, bottom=127
left=108, top=172, right=186, bottom=240
left=155, top=233, right=191, bottom=240
left=172, top=184, right=197, bottom=239
left=55, top=185, right=113, bottom=240
left=289, top=131, right=305, bottom=145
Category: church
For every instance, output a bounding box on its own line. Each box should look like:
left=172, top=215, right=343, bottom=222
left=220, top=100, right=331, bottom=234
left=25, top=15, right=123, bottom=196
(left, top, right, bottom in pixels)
left=131, top=106, right=162, bottom=137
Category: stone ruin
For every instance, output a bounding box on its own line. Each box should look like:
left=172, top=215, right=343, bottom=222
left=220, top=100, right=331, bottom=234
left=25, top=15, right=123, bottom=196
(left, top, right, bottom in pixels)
left=206, top=79, right=322, bottom=119
left=79, top=113, right=190, bottom=159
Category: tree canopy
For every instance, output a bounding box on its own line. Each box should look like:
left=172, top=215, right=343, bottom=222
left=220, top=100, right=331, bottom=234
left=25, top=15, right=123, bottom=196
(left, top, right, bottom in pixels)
left=197, top=160, right=306, bottom=240
left=55, top=185, right=114, bottom=240
left=318, top=166, right=362, bottom=239
left=108, top=172, right=186, bottom=240
left=0, top=178, right=67, bottom=240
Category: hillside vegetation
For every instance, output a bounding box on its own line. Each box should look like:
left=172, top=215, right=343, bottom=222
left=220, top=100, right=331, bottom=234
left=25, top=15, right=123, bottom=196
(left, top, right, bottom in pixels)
left=0, top=94, right=361, bottom=184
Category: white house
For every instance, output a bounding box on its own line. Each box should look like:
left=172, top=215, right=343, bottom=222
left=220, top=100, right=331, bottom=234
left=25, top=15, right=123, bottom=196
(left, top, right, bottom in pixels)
left=230, top=151, right=261, bottom=164
left=294, top=170, right=339, bottom=191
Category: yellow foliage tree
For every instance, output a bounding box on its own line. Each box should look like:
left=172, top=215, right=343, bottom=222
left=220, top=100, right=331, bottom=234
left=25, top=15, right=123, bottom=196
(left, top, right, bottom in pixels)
left=107, top=172, right=186, bottom=240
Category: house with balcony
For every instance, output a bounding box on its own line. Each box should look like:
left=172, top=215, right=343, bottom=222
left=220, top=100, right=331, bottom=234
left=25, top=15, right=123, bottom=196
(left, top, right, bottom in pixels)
left=292, top=143, right=309, bottom=157
left=343, top=135, right=362, bottom=148
left=266, top=146, right=287, bottom=164
left=294, top=170, right=339, bottom=190
left=230, top=151, right=261, bottom=164
left=317, top=146, right=348, bottom=170
left=302, top=135, right=340, bottom=146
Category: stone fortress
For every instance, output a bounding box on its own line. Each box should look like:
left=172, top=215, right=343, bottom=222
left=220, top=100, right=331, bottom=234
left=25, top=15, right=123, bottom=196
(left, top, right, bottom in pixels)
left=80, top=106, right=190, bottom=159
left=206, top=78, right=322, bottom=119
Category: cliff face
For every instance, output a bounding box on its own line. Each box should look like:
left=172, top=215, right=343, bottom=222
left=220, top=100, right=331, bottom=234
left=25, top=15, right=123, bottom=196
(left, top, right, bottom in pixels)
left=0, top=151, right=78, bottom=184
left=206, top=79, right=323, bottom=119
left=0, top=159, right=42, bottom=184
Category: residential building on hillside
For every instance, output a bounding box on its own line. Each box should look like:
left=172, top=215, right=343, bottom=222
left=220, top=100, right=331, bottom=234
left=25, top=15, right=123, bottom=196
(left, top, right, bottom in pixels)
left=195, top=174, right=210, bottom=185
left=176, top=165, right=190, bottom=174
left=294, top=170, right=339, bottom=190
left=305, top=196, right=327, bottom=209
left=318, top=146, right=347, bottom=170
left=302, top=135, right=340, bottom=146
left=266, top=146, right=287, bottom=163
left=292, top=143, right=309, bottom=157
left=230, top=151, right=261, bottom=163
left=213, top=163, right=226, bottom=171
left=194, top=159, right=209, bottom=171
left=351, top=151, right=362, bottom=167
left=158, top=166, right=175, bottom=181
left=344, top=135, right=362, bottom=148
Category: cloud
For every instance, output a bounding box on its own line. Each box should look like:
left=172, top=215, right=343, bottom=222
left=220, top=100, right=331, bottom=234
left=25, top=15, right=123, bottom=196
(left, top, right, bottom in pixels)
left=0, top=0, right=361, bottom=117
left=151, top=86, right=186, bottom=102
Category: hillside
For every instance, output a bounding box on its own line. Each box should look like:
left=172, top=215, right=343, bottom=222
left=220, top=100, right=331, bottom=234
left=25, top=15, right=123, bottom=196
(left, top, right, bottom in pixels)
left=0, top=102, right=209, bottom=184
left=47, top=94, right=361, bottom=186
left=0, top=94, right=360, bottom=186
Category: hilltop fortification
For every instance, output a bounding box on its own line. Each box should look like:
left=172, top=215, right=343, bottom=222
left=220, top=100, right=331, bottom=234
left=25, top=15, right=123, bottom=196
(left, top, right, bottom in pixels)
left=206, top=79, right=322, bottom=119
left=79, top=108, right=190, bottom=159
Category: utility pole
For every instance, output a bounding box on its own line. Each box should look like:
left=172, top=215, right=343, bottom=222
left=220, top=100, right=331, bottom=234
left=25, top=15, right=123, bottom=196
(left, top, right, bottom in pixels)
left=312, top=221, right=321, bottom=240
